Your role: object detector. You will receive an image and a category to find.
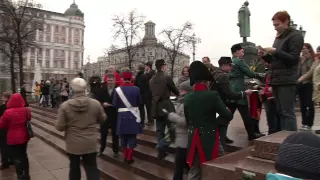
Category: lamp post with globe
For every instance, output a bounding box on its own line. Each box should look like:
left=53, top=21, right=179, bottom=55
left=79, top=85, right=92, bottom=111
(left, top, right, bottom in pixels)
left=290, top=20, right=306, bottom=38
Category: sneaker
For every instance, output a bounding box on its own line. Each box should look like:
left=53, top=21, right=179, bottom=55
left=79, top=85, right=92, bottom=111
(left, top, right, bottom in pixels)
left=300, top=125, right=311, bottom=131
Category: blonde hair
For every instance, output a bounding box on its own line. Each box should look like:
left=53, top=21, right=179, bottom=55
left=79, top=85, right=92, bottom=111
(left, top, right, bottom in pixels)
left=71, top=78, right=87, bottom=93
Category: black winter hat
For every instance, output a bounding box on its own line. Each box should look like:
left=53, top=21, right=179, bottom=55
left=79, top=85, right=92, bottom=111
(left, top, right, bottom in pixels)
left=275, top=132, right=320, bottom=180
left=155, top=59, right=166, bottom=68
left=189, top=61, right=213, bottom=86
left=218, top=56, right=233, bottom=66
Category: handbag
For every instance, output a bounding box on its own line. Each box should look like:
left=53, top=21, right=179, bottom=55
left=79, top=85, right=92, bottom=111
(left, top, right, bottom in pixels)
left=25, top=108, right=34, bottom=138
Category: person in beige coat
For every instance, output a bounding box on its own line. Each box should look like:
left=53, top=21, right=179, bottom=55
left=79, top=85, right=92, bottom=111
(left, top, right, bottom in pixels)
left=312, top=51, right=320, bottom=105
left=55, top=78, right=106, bottom=180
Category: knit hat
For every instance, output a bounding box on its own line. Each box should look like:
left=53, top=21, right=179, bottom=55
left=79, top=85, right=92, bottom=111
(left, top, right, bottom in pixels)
left=275, top=132, right=320, bottom=180
left=179, top=80, right=193, bottom=93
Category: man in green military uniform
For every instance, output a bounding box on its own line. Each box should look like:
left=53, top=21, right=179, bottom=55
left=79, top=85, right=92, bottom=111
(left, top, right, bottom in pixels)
left=149, top=59, right=179, bottom=159
left=204, top=56, right=254, bottom=145
left=184, top=61, right=233, bottom=179
left=227, top=43, right=264, bottom=141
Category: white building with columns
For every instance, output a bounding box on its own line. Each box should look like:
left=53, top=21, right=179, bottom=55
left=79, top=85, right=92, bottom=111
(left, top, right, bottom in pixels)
left=24, top=2, right=85, bottom=83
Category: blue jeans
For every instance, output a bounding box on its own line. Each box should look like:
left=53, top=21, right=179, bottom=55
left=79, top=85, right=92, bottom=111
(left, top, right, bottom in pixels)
left=272, top=85, right=297, bottom=131
left=155, top=116, right=171, bottom=149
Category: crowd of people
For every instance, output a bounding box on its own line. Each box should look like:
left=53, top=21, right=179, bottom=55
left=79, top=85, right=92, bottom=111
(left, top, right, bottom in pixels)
left=0, top=10, right=320, bottom=180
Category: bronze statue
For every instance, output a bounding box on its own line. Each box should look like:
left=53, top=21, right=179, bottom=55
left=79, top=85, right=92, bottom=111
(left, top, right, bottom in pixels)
left=237, top=1, right=251, bottom=42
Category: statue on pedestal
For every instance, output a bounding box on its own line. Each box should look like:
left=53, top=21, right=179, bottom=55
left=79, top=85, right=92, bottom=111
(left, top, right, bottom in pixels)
left=237, top=1, right=251, bottom=42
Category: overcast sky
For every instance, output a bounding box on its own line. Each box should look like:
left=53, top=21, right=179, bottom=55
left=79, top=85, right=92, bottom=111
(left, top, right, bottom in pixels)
left=37, top=0, right=320, bottom=65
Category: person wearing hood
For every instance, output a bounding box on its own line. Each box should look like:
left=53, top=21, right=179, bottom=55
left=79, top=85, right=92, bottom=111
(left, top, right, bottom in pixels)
left=267, top=132, right=320, bottom=180
left=55, top=78, right=106, bottom=180
left=0, top=93, right=31, bottom=180
left=113, top=70, right=143, bottom=164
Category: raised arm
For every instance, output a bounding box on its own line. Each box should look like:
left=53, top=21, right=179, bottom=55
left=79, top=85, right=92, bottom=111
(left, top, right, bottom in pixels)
left=216, top=75, right=245, bottom=100
left=166, top=76, right=179, bottom=96
left=235, top=59, right=257, bottom=78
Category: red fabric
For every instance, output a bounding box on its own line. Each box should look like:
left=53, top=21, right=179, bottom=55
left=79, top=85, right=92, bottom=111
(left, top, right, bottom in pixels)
left=187, top=128, right=207, bottom=167
left=122, top=72, right=133, bottom=79
left=103, top=72, right=122, bottom=86
left=264, top=74, right=272, bottom=98
left=127, top=148, right=134, bottom=160
left=121, top=82, right=134, bottom=87
left=249, top=92, right=262, bottom=120
left=0, top=93, right=31, bottom=145
left=122, top=147, right=128, bottom=159
left=193, top=84, right=208, bottom=91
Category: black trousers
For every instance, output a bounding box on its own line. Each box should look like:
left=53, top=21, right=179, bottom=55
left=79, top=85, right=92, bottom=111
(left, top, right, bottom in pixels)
left=100, top=120, right=119, bottom=153
left=298, top=83, right=315, bottom=127
left=139, top=104, right=146, bottom=125
left=264, top=99, right=281, bottom=134
left=9, top=143, right=29, bottom=179
left=227, top=103, right=255, bottom=139
left=173, top=147, right=189, bottom=180
left=61, top=96, right=68, bottom=103
left=50, top=95, right=56, bottom=107
left=68, top=152, right=100, bottom=180
left=0, top=130, right=11, bottom=166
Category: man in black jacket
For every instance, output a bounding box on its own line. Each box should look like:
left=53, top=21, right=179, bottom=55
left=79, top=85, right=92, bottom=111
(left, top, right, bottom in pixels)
left=0, top=92, right=12, bottom=170
left=144, top=61, right=155, bottom=125
left=259, top=11, right=304, bottom=131
left=89, top=71, right=102, bottom=99
left=134, top=64, right=148, bottom=126
left=96, top=73, right=119, bottom=157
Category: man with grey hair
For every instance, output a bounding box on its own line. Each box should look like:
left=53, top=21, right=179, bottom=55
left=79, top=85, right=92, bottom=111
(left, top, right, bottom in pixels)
left=56, top=77, right=106, bottom=180
left=104, top=65, right=122, bottom=86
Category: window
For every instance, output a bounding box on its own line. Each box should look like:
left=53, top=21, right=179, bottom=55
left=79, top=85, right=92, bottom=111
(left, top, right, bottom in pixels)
left=46, top=25, right=50, bottom=32
left=74, top=52, right=78, bottom=58
left=61, top=50, right=65, bottom=57
left=31, top=59, right=35, bottom=67
left=53, top=61, right=57, bottom=68
left=74, top=62, right=78, bottom=69
left=38, top=48, right=42, bottom=55
left=46, top=49, right=50, bottom=57
left=61, top=61, right=65, bottom=68
left=75, top=29, right=79, bottom=35
left=45, top=60, right=49, bottom=68
left=54, top=49, right=58, bottom=56
left=55, top=36, right=58, bottom=43
left=55, top=25, right=59, bottom=33
left=46, top=35, right=50, bottom=42
left=61, top=37, right=65, bottom=44
left=75, top=39, right=79, bottom=45
left=62, top=26, right=65, bottom=33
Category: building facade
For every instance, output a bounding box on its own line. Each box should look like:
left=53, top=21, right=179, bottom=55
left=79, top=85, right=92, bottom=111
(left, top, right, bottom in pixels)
left=84, top=21, right=190, bottom=83
left=23, top=2, right=85, bottom=84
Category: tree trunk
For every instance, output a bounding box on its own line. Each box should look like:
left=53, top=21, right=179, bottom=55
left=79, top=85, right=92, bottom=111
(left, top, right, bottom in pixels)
left=9, top=51, right=16, bottom=93
left=170, top=59, right=175, bottom=78
left=128, top=57, right=132, bottom=70
left=18, top=49, right=24, bottom=88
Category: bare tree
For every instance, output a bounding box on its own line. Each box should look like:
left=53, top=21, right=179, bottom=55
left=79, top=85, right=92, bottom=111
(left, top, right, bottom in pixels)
left=111, top=9, right=145, bottom=69
left=0, top=0, right=44, bottom=89
left=160, top=21, right=193, bottom=78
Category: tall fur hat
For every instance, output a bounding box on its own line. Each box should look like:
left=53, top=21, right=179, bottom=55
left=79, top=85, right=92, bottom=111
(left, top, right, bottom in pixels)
left=189, top=61, right=213, bottom=86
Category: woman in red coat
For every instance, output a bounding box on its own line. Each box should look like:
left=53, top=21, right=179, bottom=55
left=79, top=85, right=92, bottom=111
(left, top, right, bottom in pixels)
left=0, top=93, right=31, bottom=180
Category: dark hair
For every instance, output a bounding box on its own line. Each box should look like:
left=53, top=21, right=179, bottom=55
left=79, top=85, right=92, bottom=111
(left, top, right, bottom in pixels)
left=303, top=43, right=315, bottom=61
left=181, top=66, right=189, bottom=76
left=202, top=56, right=210, bottom=62
left=138, top=64, right=145, bottom=71
left=272, top=11, right=291, bottom=26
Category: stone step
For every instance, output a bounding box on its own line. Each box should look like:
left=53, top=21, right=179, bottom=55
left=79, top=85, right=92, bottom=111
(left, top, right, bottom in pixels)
left=235, top=156, right=275, bottom=180
left=31, top=111, right=177, bottom=153
left=31, top=125, right=148, bottom=180
left=202, top=146, right=253, bottom=180
left=29, top=105, right=244, bottom=152
left=30, top=118, right=177, bottom=174
left=251, top=131, right=295, bottom=161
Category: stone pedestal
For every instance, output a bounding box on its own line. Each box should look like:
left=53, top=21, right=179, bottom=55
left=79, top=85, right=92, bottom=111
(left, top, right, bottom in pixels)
left=241, top=42, right=265, bottom=73
left=203, top=131, right=293, bottom=180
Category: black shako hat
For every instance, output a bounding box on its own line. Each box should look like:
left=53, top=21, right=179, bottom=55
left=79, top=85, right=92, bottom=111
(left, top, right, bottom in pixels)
left=231, top=43, right=243, bottom=53
left=218, top=56, right=233, bottom=66
left=155, top=59, right=166, bottom=68
left=189, top=61, right=213, bottom=86
left=275, top=132, right=320, bottom=180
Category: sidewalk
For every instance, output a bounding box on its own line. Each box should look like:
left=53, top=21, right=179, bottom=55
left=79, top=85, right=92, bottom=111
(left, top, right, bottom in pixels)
left=0, top=137, right=89, bottom=180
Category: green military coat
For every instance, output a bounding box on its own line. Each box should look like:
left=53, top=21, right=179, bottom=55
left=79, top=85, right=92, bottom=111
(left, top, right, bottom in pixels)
left=228, top=57, right=257, bottom=105
left=184, top=90, right=233, bottom=166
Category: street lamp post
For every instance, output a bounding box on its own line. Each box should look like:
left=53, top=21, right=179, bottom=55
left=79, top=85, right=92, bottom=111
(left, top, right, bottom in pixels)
left=190, top=33, right=201, bottom=62
left=290, top=20, right=306, bottom=38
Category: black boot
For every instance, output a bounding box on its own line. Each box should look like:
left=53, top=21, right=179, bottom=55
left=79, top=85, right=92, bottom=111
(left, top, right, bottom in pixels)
left=14, top=160, right=24, bottom=179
